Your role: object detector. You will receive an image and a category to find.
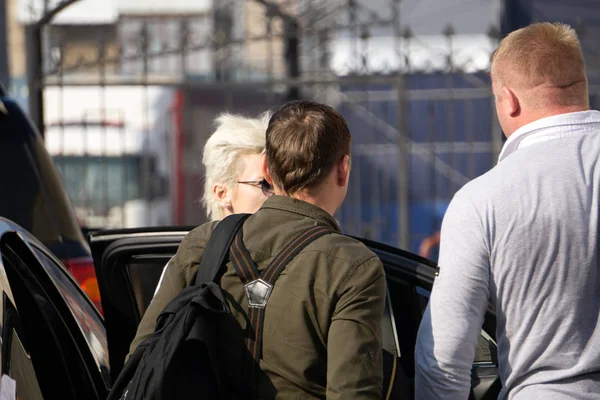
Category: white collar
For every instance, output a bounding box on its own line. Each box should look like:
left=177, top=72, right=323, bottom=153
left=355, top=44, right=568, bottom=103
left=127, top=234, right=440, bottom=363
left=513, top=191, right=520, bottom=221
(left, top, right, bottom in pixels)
left=498, top=110, right=600, bottom=163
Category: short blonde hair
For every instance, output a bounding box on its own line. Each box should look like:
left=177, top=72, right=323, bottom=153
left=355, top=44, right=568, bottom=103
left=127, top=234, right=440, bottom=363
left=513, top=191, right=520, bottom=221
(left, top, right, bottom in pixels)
left=202, top=112, right=270, bottom=220
left=491, top=22, right=588, bottom=107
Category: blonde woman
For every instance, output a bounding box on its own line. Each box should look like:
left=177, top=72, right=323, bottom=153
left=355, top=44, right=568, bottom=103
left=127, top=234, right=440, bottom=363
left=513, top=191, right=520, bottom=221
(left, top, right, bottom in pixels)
left=202, top=112, right=273, bottom=220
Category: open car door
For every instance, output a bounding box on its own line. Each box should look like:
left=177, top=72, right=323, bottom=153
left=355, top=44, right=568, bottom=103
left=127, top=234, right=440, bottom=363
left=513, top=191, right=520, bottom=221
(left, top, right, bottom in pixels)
left=362, top=238, right=501, bottom=400
left=91, top=227, right=500, bottom=399
left=0, top=218, right=110, bottom=400
left=89, top=227, right=187, bottom=381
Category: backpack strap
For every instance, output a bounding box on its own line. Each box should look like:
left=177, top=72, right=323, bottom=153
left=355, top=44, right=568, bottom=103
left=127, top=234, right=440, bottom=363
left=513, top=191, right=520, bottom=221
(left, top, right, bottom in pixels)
left=229, top=229, right=260, bottom=285
left=230, top=224, right=332, bottom=397
left=194, top=213, right=251, bottom=286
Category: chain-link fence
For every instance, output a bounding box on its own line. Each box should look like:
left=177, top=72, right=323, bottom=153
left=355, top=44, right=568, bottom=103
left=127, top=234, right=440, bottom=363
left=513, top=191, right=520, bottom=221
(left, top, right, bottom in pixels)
left=26, top=0, right=505, bottom=255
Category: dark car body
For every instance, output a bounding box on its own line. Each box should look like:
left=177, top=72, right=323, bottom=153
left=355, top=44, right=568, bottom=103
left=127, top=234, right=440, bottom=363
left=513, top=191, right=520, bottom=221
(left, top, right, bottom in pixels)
left=0, top=217, right=501, bottom=398
left=0, top=87, right=101, bottom=311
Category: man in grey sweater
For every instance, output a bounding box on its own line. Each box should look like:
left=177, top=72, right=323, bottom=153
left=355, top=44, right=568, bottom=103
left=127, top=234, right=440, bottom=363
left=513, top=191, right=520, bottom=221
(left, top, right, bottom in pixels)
left=415, top=22, right=600, bottom=399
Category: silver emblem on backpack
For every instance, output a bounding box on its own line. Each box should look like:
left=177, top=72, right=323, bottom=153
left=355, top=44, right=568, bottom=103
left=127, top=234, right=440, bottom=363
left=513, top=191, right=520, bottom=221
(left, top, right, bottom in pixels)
left=245, top=279, right=273, bottom=308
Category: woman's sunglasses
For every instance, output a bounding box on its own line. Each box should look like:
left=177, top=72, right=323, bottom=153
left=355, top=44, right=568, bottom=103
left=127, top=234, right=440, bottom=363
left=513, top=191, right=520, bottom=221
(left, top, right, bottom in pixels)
left=237, top=178, right=274, bottom=197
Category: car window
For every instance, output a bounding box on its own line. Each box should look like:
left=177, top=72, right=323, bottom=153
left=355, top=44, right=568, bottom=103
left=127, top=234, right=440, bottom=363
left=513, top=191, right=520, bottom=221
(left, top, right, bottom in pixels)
left=128, top=254, right=171, bottom=317
left=32, top=247, right=110, bottom=381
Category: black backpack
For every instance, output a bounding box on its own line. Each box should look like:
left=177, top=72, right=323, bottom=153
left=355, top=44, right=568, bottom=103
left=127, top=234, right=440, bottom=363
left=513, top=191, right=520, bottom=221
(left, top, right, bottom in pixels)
left=107, top=214, right=333, bottom=400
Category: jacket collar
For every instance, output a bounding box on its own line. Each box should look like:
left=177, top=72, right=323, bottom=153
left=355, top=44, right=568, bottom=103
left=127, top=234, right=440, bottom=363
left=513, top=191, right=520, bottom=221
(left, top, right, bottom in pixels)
left=259, top=195, right=341, bottom=232
left=498, top=110, right=600, bottom=163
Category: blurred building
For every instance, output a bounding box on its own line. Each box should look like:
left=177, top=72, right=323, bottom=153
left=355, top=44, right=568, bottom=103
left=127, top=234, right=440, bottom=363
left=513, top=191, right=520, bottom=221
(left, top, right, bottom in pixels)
left=13, top=0, right=600, bottom=253
left=13, top=0, right=504, bottom=247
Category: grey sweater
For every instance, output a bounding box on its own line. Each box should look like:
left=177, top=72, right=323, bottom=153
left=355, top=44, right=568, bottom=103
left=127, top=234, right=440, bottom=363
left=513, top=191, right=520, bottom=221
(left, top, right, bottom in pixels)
left=415, top=110, right=600, bottom=399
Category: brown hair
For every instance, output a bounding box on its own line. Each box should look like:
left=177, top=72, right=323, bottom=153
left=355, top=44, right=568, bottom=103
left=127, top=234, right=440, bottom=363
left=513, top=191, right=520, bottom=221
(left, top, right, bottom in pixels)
left=490, top=22, right=588, bottom=108
left=266, top=100, right=351, bottom=195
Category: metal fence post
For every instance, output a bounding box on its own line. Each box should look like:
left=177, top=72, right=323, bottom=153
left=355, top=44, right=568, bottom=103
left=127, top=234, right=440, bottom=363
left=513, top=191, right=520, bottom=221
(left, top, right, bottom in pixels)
left=392, top=0, right=410, bottom=250
left=253, top=0, right=300, bottom=100
left=396, top=73, right=410, bottom=250
left=285, top=18, right=300, bottom=101
left=26, top=24, right=45, bottom=137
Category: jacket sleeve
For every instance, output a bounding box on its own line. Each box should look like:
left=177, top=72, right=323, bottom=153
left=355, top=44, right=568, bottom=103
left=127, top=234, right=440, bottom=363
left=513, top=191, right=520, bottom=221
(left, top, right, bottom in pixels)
left=414, top=191, right=490, bottom=399
left=326, top=256, right=386, bottom=399
left=126, top=230, right=208, bottom=358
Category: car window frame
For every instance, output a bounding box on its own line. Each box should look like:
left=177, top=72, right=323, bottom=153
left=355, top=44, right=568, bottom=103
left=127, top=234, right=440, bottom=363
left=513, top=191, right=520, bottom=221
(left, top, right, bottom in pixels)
left=29, top=243, right=110, bottom=383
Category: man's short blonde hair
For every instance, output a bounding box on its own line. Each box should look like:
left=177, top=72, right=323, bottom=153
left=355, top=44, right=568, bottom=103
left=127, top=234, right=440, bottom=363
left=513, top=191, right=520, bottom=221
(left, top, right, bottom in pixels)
left=202, top=112, right=270, bottom=220
left=490, top=22, right=588, bottom=108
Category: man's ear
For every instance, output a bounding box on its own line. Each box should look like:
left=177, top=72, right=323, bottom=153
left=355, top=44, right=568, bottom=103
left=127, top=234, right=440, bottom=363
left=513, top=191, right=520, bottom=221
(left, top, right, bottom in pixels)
left=261, top=153, right=274, bottom=185
left=337, top=155, right=350, bottom=186
left=503, top=86, right=520, bottom=117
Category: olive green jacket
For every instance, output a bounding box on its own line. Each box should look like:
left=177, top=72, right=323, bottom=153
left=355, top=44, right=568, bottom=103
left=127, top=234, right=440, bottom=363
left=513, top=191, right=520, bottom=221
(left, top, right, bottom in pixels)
left=129, top=196, right=386, bottom=399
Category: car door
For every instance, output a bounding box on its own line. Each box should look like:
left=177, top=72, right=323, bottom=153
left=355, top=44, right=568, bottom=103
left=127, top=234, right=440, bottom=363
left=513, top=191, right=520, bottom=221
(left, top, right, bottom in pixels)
left=89, top=227, right=189, bottom=380
left=0, top=218, right=110, bottom=400
left=362, top=238, right=500, bottom=400
left=90, top=228, right=500, bottom=398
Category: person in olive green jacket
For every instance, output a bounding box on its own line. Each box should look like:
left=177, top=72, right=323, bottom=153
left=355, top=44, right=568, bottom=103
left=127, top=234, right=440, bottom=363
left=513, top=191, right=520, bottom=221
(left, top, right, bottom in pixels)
left=129, top=100, right=386, bottom=399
